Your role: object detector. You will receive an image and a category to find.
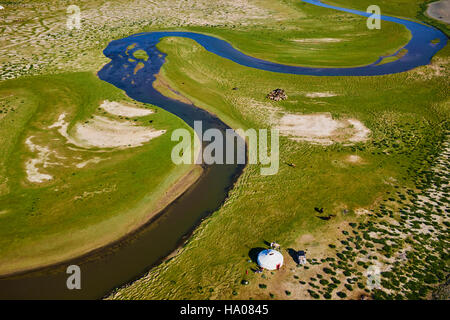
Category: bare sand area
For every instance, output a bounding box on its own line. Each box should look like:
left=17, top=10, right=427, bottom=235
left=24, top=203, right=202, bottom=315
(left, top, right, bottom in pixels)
left=427, top=0, right=450, bottom=24
left=304, top=92, right=337, bottom=98
left=25, top=101, right=165, bottom=183
left=292, top=38, right=344, bottom=43
left=48, top=101, right=165, bottom=150
left=276, top=113, right=370, bottom=145
left=99, top=100, right=154, bottom=117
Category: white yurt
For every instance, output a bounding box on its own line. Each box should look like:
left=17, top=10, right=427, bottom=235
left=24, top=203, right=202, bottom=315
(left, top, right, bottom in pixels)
left=257, top=249, right=284, bottom=270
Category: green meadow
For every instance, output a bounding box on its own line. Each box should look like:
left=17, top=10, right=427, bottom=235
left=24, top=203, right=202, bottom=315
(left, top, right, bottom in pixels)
left=165, top=0, right=411, bottom=68
left=0, top=0, right=448, bottom=300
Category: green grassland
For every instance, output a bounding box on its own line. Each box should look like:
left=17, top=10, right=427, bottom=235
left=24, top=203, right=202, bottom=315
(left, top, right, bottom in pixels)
left=109, top=1, right=449, bottom=299
left=329, top=0, right=449, bottom=35
left=0, top=73, right=197, bottom=275
left=328, top=0, right=427, bottom=18
left=164, top=0, right=411, bottom=68
left=1, top=0, right=448, bottom=299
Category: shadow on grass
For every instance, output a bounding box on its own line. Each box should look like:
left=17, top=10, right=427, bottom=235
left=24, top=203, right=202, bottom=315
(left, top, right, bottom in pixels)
left=248, top=247, right=266, bottom=263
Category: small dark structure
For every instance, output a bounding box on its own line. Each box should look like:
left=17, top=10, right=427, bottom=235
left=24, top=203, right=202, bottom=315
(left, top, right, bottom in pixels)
left=297, top=250, right=307, bottom=265
left=285, top=162, right=296, bottom=168
left=314, top=207, right=324, bottom=214
left=267, top=88, right=287, bottom=101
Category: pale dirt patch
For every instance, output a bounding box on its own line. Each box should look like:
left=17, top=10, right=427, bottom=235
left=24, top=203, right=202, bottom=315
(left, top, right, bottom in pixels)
left=304, top=92, right=337, bottom=98
left=24, top=136, right=65, bottom=183
left=427, top=0, right=450, bottom=24
left=49, top=113, right=165, bottom=149
left=292, top=38, right=343, bottom=43
left=75, top=157, right=103, bottom=168
left=347, top=119, right=371, bottom=143
left=345, top=155, right=363, bottom=164
left=73, top=116, right=165, bottom=149
left=355, top=208, right=371, bottom=216
left=299, top=234, right=314, bottom=243
left=275, top=113, right=370, bottom=145
left=383, top=176, right=398, bottom=186
left=99, top=100, right=153, bottom=117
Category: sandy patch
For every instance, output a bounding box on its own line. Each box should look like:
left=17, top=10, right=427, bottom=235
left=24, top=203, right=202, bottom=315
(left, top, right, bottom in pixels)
left=25, top=136, right=64, bottom=183
left=355, top=208, right=371, bottom=216
left=292, top=38, right=343, bottom=43
left=276, top=113, right=370, bottom=145
left=299, top=234, right=315, bottom=243
left=99, top=100, right=153, bottom=117
left=49, top=114, right=165, bottom=149
left=427, top=0, right=450, bottom=24
left=345, top=155, right=363, bottom=164
left=75, top=157, right=103, bottom=168
left=347, top=119, right=371, bottom=143
left=304, top=92, right=337, bottom=98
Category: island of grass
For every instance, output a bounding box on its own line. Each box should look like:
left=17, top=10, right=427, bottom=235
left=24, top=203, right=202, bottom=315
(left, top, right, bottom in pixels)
left=376, top=49, right=408, bottom=66
left=133, top=49, right=149, bottom=61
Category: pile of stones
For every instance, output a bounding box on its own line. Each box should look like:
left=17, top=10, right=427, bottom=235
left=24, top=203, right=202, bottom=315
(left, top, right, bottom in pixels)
left=267, top=88, right=287, bottom=101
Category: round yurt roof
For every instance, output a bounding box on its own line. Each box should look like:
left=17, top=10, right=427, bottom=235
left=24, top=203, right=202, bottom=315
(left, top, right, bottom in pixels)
left=257, top=249, right=284, bottom=270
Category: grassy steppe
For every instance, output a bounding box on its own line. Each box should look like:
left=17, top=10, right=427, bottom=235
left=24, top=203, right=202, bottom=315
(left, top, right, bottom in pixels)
left=0, top=73, right=198, bottom=275
left=165, top=0, right=411, bottom=68
left=0, top=0, right=448, bottom=299
left=109, top=1, right=449, bottom=299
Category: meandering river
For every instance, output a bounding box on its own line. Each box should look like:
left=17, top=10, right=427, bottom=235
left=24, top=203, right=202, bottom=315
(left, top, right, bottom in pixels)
left=0, top=0, right=446, bottom=299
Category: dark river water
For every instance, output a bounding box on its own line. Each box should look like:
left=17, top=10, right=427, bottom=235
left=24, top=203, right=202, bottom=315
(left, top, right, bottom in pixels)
left=0, top=0, right=446, bottom=299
